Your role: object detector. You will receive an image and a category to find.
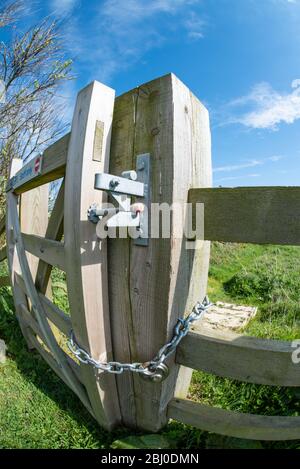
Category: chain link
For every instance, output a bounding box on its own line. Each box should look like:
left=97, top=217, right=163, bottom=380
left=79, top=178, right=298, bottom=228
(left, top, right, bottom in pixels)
left=67, top=296, right=213, bottom=382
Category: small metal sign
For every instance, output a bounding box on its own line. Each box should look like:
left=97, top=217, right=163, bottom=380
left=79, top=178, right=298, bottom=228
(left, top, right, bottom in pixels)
left=6, top=155, right=43, bottom=192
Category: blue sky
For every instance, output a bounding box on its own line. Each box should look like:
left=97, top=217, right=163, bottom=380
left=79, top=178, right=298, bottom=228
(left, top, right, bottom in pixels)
left=14, top=0, right=300, bottom=186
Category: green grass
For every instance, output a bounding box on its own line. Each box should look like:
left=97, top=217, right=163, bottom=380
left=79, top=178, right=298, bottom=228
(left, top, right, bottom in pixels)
left=1, top=243, right=300, bottom=448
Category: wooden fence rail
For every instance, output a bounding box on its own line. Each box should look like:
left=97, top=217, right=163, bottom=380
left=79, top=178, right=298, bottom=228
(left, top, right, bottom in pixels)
left=176, top=326, right=300, bottom=387
left=0, top=74, right=300, bottom=440
left=189, top=187, right=300, bottom=245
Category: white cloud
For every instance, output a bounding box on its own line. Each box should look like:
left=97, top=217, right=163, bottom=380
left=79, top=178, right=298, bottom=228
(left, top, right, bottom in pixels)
left=227, top=80, right=300, bottom=130
left=184, top=11, right=205, bottom=39
left=267, top=155, right=284, bottom=162
left=214, top=174, right=261, bottom=184
left=213, top=159, right=263, bottom=173
left=50, top=0, right=78, bottom=14
left=213, top=154, right=284, bottom=175
left=60, top=0, right=204, bottom=83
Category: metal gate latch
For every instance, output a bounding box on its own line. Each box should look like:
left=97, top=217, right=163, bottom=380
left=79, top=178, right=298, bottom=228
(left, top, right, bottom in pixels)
left=88, top=154, right=150, bottom=245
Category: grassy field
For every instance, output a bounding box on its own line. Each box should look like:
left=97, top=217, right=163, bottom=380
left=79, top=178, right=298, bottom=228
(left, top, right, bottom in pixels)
left=1, top=242, right=300, bottom=449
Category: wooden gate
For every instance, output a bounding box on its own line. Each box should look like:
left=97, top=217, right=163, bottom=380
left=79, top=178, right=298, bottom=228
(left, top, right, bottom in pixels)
left=1, top=74, right=300, bottom=440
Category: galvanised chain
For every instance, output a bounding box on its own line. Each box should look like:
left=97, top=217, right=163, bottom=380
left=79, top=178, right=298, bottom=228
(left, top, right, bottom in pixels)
left=68, top=296, right=213, bottom=383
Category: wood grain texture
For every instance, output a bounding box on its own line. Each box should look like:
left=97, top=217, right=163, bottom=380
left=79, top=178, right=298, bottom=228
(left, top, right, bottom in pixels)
left=108, top=73, right=211, bottom=430
left=22, top=233, right=65, bottom=270
left=39, top=293, right=71, bottom=337
left=20, top=184, right=49, bottom=281
left=176, top=325, right=300, bottom=386
left=13, top=133, right=69, bottom=195
left=35, top=180, right=64, bottom=295
left=168, top=398, right=300, bottom=441
left=64, top=81, right=121, bottom=430
left=189, top=187, right=300, bottom=245
left=6, top=158, right=34, bottom=349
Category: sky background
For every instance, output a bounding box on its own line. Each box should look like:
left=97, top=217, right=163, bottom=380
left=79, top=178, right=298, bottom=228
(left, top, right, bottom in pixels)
left=10, top=0, right=300, bottom=187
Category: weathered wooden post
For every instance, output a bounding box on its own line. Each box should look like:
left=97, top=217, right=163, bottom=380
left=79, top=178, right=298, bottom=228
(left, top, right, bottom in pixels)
left=108, top=73, right=211, bottom=430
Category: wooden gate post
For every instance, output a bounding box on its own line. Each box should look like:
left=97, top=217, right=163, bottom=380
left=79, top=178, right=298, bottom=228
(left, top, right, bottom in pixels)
left=6, top=158, right=34, bottom=349
left=64, top=81, right=121, bottom=430
left=108, top=74, right=212, bottom=431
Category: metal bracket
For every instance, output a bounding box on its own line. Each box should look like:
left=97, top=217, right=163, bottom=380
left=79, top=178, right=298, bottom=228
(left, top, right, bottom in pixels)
left=88, top=154, right=150, bottom=245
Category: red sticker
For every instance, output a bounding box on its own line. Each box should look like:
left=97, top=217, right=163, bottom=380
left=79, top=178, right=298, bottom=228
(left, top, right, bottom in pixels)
left=34, top=156, right=41, bottom=174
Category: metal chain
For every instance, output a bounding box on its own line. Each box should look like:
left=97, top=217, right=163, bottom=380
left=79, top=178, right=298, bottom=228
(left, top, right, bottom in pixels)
left=67, top=296, right=213, bottom=383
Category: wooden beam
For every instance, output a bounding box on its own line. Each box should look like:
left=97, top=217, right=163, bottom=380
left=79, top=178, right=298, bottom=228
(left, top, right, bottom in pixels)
left=22, top=233, right=65, bottom=271
left=6, top=158, right=35, bottom=350
left=20, top=182, right=52, bottom=310
left=189, top=187, right=300, bottom=245
left=176, top=326, right=300, bottom=387
left=64, top=81, right=121, bottom=430
left=12, top=133, right=69, bottom=195
left=108, top=73, right=212, bottom=431
left=35, top=181, right=65, bottom=294
left=168, top=398, right=300, bottom=441
left=39, top=293, right=71, bottom=337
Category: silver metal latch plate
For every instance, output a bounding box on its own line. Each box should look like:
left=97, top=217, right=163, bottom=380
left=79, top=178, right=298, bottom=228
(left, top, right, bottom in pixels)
left=89, top=153, right=150, bottom=246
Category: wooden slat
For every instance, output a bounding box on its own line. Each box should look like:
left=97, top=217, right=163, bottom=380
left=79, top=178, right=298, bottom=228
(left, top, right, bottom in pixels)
left=0, top=276, right=10, bottom=288
left=6, top=158, right=35, bottom=350
left=15, top=272, right=71, bottom=337
left=64, top=81, right=121, bottom=429
left=22, top=233, right=65, bottom=271
left=0, top=245, right=7, bottom=262
left=189, top=187, right=300, bottom=245
left=35, top=181, right=65, bottom=294
left=0, top=215, right=5, bottom=236
left=168, top=398, right=300, bottom=441
left=176, top=326, right=300, bottom=387
left=12, top=133, right=70, bottom=195
left=40, top=293, right=71, bottom=337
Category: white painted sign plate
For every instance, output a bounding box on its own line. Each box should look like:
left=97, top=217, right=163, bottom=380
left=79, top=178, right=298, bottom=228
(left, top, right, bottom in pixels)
left=7, top=155, right=43, bottom=191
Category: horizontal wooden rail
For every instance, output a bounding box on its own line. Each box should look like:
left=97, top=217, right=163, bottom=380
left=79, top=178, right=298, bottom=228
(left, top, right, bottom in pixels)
left=40, top=293, right=71, bottom=337
left=176, top=326, right=300, bottom=387
left=15, top=272, right=71, bottom=337
left=0, top=276, right=10, bottom=288
left=22, top=234, right=66, bottom=271
left=12, top=133, right=69, bottom=195
left=189, top=187, right=300, bottom=245
left=168, top=398, right=300, bottom=441
left=0, top=245, right=7, bottom=262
